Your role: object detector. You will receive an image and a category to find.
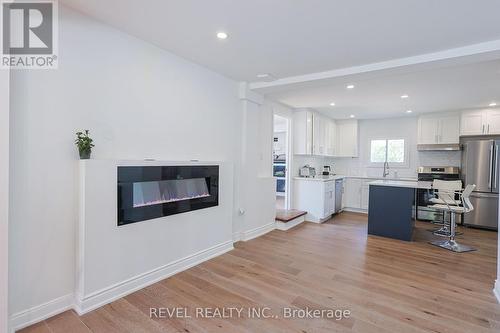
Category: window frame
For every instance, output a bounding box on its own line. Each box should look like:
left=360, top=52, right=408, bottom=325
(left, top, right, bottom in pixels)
left=367, top=137, right=409, bottom=168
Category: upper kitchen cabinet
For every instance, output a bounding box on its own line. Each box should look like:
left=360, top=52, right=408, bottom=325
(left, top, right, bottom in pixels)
left=294, top=110, right=337, bottom=156
left=335, top=119, right=359, bottom=157
left=326, top=120, right=337, bottom=156
left=487, top=109, right=500, bottom=134
left=293, top=110, right=314, bottom=155
left=460, top=109, right=500, bottom=136
left=417, top=112, right=460, bottom=145
left=312, top=113, right=327, bottom=156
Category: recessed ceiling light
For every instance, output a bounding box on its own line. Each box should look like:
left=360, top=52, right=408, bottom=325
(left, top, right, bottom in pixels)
left=256, top=73, right=270, bottom=78
left=346, top=84, right=355, bottom=89
left=349, top=114, right=355, bottom=118
left=401, top=94, right=409, bottom=99
left=330, top=102, right=336, bottom=106
left=216, top=32, right=228, bottom=39
left=406, top=110, right=413, bottom=113
left=489, top=102, right=497, bottom=107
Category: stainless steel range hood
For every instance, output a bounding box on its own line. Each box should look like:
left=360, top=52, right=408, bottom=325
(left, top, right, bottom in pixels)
left=417, top=143, right=461, bottom=151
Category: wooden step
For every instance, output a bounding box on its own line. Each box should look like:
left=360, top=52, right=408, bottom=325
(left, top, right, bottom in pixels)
left=275, top=209, right=307, bottom=222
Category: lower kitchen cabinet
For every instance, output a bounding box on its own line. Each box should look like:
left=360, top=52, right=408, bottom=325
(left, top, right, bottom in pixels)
left=343, top=178, right=370, bottom=212
left=293, top=179, right=337, bottom=223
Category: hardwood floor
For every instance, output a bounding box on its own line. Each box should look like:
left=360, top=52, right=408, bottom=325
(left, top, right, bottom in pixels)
left=19, top=212, right=500, bottom=332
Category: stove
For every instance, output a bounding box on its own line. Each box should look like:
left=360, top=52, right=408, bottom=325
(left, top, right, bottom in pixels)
left=416, top=166, right=460, bottom=221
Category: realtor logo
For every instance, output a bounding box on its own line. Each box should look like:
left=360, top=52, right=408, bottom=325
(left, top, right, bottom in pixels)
left=1, top=0, right=58, bottom=69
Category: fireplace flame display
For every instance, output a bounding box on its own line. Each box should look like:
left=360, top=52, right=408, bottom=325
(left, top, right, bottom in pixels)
left=118, top=165, right=219, bottom=225
left=133, top=178, right=210, bottom=208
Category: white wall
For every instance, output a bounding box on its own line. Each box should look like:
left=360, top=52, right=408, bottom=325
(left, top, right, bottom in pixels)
left=77, top=160, right=234, bottom=313
left=332, top=117, right=461, bottom=178
left=1, top=68, right=9, bottom=333
left=232, top=91, right=275, bottom=241
left=9, top=6, right=243, bottom=319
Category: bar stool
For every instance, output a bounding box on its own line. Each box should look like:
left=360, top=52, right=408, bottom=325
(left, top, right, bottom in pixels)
left=428, top=184, right=476, bottom=253
left=428, top=179, right=462, bottom=237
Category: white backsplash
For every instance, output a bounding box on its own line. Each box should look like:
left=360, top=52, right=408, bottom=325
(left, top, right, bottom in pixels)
left=417, top=151, right=462, bottom=168
left=292, top=117, right=462, bottom=179
left=293, top=155, right=337, bottom=176
left=293, top=150, right=461, bottom=179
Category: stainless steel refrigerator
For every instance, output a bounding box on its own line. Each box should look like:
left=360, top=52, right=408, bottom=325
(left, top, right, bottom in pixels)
left=461, top=139, right=499, bottom=230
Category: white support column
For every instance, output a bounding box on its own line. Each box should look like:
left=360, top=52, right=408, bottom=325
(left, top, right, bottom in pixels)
left=234, top=83, right=276, bottom=242
left=0, top=69, right=10, bottom=333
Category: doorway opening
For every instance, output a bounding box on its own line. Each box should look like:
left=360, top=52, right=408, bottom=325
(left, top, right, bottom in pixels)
left=273, top=115, right=290, bottom=210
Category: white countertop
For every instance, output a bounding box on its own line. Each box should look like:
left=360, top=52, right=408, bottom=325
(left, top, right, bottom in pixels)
left=294, top=175, right=418, bottom=182
left=346, top=176, right=417, bottom=181
left=294, top=175, right=345, bottom=182
left=369, top=180, right=432, bottom=189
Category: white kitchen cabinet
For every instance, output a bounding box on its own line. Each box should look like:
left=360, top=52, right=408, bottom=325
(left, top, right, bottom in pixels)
left=323, top=180, right=335, bottom=218
left=343, top=178, right=371, bottom=212
left=326, top=120, right=336, bottom=156
left=460, top=110, right=486, bottom=136
left=486, top=109, right=500, bottom=135
left=439, top=115, right=461, bottom=143
left=293, top=179, right=336, bottom=222
left=418, top=116, right=439, bottom=144
left=335, top=120, right=358, bottom=157
left=361, top=181, right=370, bottom=210
left=293, top=110, right=313, bottom=155
left=460, top=109, right=500, bottom=136
left=294, top=110, right=337, bottom=157
left=343, top=178, right=362, bottom=209
left=313, top=113, right=327, bottom=156
left=417, top=113, right=460, bottom=144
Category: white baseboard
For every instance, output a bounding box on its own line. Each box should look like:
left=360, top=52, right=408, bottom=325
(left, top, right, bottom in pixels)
left=232, top=231, right=242, bottom=242
left=75, top=240, right=234, bottom=315
left=343, top=208, right=368, bottom=214
left=10, top=241, right=233, bottom=332
left=9, top=293, right=74, bottom=332
left=276, top=216, right=305, bottom=231
left=240, top=222, right=275, bottom=241
left=494, top=280, right=500, bottom=303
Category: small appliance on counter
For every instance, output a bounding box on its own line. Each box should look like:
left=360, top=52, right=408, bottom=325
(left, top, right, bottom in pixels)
left=322, top=165, right=332, bottom=176
left=299, top=165, right=316, bottom=178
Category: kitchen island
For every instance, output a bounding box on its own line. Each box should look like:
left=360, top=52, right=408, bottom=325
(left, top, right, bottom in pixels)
left=368, top=180, right=432, bottom=241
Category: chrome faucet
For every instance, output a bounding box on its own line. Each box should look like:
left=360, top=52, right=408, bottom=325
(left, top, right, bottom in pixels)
left=383, top=161, right=390, bottom=178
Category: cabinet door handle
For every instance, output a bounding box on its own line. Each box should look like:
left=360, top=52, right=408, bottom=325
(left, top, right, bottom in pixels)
left=488, top=124, right=490, bottom=134
left=483, top=124, right=485, bottom=134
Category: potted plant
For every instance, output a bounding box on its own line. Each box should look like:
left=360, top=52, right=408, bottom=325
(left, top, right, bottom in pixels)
left=75, top=130, right=95, bottom=159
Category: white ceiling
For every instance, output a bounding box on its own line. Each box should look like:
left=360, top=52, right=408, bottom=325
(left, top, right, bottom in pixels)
left=265, top=59, right=500, bottom=119
left=61, top=0, right=500, bottom=82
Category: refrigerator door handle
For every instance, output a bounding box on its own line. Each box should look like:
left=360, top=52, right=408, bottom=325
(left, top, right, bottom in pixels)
left=489, top=145, right=493, bottom=189
left=495, top=145, right=499, bottom=191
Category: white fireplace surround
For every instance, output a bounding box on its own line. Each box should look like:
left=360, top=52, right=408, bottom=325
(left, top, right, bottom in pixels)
left=76, top=159, right=234, bottom=314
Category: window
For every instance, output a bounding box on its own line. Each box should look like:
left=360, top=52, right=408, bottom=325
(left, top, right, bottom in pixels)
left=370, top=139, right=405, bottom=164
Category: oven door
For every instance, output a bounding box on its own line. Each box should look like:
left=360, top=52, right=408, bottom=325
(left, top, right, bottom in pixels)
left=416, top=188, right=442, bottom=221
left=416, top=188, right=461, bottom=224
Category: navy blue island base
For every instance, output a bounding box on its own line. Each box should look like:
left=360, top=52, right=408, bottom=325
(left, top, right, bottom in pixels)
left=368, top=184, right=417, bottom=241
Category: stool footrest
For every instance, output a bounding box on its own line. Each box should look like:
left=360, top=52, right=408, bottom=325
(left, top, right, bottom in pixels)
left=429, top=240, right=476, bottom=253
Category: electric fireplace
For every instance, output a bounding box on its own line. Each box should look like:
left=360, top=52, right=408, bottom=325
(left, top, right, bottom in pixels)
left=117, top=165, right=219, bottom=226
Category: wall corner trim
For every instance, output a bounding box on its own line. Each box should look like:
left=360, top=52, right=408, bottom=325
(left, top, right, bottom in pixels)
left=9, top=293, right=74, bottom=332
left=494, top=280, right=500, bottom=303
left=240, top=222, right=275, bottom=241
left=238, top=82, right=264, bottom=105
